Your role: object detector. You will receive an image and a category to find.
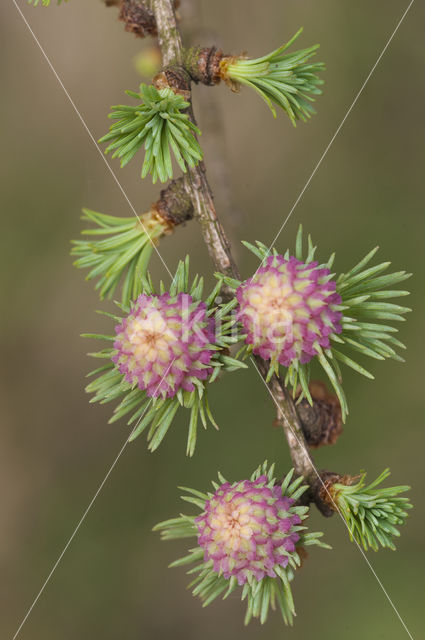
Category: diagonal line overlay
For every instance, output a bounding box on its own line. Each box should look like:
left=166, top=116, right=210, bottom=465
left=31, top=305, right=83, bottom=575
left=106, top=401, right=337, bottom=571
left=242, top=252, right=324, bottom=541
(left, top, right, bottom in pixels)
left=250, top=358, right=414, bottom=640
left=12, top=0, right=173, bottom=280
left=11, top=0, right=416, bottom=638
left=257, top=0, right=415, bottom=272
left=248, top=2, right=416, bottom=634
left=11, top=359, right=177, bottom=640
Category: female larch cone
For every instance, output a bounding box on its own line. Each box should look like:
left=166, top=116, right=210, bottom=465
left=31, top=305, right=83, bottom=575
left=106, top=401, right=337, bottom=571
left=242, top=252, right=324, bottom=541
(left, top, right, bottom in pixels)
left=195, top=475, right=301, bottom=585
left=112, top=292, right=215, bottom=398
left=236, top=255, right=342, bottom=367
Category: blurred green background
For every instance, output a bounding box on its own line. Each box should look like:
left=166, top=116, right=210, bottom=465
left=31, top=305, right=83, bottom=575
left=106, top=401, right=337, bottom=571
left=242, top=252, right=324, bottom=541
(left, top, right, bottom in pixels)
left=1, top=1, right=423, bottom=638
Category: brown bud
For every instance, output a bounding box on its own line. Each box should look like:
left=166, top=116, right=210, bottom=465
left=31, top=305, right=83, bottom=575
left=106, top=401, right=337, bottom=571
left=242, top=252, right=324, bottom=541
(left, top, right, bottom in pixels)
left=116, top=0, right=180, bottom=39
left=117, top=0, right=157, bottom=37
left=152, top=69, right=191, bottom=98
left=154, top=178, right=194, bottom=229
left=184, top=47, right=226, bottom=86
left=312, top=470, right=353, bottom=517
left=296, top=380, right=342, bottom=448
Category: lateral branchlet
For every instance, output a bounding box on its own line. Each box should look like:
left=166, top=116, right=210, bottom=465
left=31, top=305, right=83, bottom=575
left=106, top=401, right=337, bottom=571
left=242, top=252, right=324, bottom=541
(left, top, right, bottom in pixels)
left=71, top=178, right=194, bottom=304
left=314, top=469, right=412, bottom=550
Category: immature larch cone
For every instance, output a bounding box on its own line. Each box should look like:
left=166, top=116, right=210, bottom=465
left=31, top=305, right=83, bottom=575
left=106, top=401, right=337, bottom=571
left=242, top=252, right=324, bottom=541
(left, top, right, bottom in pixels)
left=112, top=293, right=215, bottom=398
left=236, top=255, right=342, bottom=366
left=195, top=475, right=301, bottom=585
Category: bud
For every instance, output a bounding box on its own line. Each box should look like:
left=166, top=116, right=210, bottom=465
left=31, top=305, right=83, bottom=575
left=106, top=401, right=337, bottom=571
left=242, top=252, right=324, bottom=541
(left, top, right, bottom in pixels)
left=296, top=380, right=342, bottom=448
left=116, top=0, right=180, bottom=38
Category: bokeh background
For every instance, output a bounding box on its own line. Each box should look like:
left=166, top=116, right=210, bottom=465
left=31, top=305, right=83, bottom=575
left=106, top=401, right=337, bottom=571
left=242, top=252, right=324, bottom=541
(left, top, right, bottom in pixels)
left=1, top=1, right=423, bottom=638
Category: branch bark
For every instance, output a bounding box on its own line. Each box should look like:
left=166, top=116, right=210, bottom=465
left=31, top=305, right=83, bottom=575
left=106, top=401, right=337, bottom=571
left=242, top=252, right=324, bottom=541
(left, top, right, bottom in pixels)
left=149, top=0, right=320, bottom=498
left=151, top=0, right=238, bottom=282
